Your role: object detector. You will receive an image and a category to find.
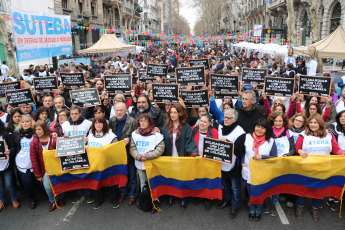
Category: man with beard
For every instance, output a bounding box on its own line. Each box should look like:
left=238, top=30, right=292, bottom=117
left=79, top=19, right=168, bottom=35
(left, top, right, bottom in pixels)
left=129, top=94, right=165, bottom=130
left=295, top=61, right=307, bottom=75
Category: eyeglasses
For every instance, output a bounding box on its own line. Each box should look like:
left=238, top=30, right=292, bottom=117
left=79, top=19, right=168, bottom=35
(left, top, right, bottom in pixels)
left=294, top=119, right=303, bottom=123
left=224, top=116, right=233, bottom=120
left=309, top=108, right=317, bottom=111
left=139, top=120, right=149, bottom=123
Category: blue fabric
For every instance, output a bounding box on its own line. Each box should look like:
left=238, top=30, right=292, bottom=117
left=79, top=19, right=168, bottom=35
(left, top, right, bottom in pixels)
left=115, top=115, right=127, bottom=139
left=222, top=176, right=241, bottom=209
left=210, top=98, right=224, bottom=124
left=119, top=164, right=138, bottom=198
left=0, top=170, right=16, bottom=201
left=297, top=197, right=321, bottom=208
left=18, top=169, right=36, bottom=203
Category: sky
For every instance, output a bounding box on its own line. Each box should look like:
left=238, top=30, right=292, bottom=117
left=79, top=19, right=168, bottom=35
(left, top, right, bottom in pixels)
left=179, top=3, right=198, bottom=35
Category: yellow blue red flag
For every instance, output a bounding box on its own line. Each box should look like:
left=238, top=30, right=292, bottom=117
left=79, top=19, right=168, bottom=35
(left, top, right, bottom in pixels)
left=250, top=156, right=345, bottom=204
left=144, top=157, right=222, bottom=200
left=43, top=141, right=127, bottom=196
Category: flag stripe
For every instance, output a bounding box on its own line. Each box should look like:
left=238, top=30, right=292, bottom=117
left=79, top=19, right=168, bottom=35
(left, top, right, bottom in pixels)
left=151, top=186, right=222, bottom=200
left=149, top=175, right=222, bottom=191
left=250, top=184, right=343, bottom=204
left=52, top=175, right=128, bottom=195
left=251, top=174, right=345, bottom=197
left=49, top=164, right=127, bottom=186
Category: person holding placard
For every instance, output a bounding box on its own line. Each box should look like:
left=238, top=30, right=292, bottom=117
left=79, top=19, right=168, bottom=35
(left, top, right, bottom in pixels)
left=14, top=115, right=37, bottom=209
left=162, top=104, right=198, bottom=210
left=191, top=114, right=218, bottom=211
left=30, top=120, right=65, bottom=212
left=0, top=120, right=19, bottom=211
left=242, top=118, right=277, bottom=222
left=130, top=114, right=165, bottom=213
left=216, top=109, right=246, bottom=218
left=86, top=117, right=118, bottom=209
left=295, top=114, right=345, bottom=221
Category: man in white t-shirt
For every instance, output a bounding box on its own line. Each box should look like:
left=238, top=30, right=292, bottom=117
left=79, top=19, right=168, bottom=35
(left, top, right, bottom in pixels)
left=0, top=61, right=9, bottom=82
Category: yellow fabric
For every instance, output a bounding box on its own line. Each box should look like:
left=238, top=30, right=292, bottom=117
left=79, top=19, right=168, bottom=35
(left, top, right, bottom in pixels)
left=250, top=155, right=345, bottom=186
left=43, top=141, right=127, bottom=176
left=144, top=156, right=221, bottom=181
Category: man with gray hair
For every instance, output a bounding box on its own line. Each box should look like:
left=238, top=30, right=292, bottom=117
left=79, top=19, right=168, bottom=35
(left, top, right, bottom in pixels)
left=235, top=90, right=266, bottom=133
left=216, top=108, right=246, bottom=219
left=109, top=102, right=137, bottom=206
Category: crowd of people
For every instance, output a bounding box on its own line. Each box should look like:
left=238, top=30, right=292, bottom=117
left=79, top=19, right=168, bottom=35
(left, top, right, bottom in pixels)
left=0, top=43, right=344, bottom=223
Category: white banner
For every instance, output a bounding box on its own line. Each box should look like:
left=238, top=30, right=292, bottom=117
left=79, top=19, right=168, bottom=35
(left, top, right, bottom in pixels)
left=10, top=7, right=73, bottom=62
left=253, top=24, right=263, bottom=37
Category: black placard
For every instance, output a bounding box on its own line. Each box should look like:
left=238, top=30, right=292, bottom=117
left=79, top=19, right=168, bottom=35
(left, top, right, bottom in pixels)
left=6, top=88, right=35, bottom=107
left=176, top=66, right=205, bottom=86
left=146, top=64, right=168, bottom=78
left=33, top=76, right=58, bottom=92
left=104, top=75, right=132, bottom=93
left=214, top=91, right=239, bottom=99
left=181, top=89, right=209, bottom=108
left=60, top=152, right=90, bottom=171
left=210, top=74, right=239, bottom=92
left=242, top=68, right=267, bottom=85
left=60, top=73, right=86, bottom=89
left=189, top=59, right=210, bottom=70
left=264, top=76, right=295, bottom=97
left=298, top=75, right=331, bottom=97
left=70, top=88, right=101, bottom=108
left=0, top=140, right=7, bottom=161
left=0, top=82, right=20, bottom=98
left=138, top=70, right=156, bottom=83
left=152, top=84, right=179, bottom=103
left=202, top=137, right=234, bottom=164
left=56, top=135, right=86, bottom=157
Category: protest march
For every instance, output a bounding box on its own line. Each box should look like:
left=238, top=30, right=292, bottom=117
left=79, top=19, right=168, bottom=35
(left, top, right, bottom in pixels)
left=1, top=2, right=345, bottom=228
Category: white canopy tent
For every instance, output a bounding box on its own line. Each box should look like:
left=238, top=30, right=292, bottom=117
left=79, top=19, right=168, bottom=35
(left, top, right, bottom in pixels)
left=78, top=34, right=135, bottom=54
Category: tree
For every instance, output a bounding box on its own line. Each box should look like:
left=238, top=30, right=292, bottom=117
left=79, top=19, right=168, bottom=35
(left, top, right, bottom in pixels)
left=286, top=0, right=297, bottom=45
left=310, top=0, right=323, bottom=73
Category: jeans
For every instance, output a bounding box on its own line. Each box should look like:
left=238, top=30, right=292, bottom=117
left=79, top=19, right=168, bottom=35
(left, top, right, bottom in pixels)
left=264, top=194, right=279, bottom=206
left=296, top=197, right=321, bottom=208
left=43, top=174, right=65, bottom=204
left=18, top=169, right=36, bottom=203
left=119, top=165, right=137, bottom=198
left=138, top=169, right=147, bottom=192
left=222, top=176, right=241, bottom=209
left=0, top=170, right=17, bottom=201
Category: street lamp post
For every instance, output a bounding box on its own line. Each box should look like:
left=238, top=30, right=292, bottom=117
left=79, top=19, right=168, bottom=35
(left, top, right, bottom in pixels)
left=233, top=20, right=236, bottom=33
left=223, top=17, right=228, bottom=33
left=107, top=0, right=112, bottom=31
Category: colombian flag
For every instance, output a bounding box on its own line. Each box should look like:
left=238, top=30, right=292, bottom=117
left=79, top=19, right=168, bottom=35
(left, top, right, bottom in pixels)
left=144, top=157, right=222, bottom=200
left=250, top=156, right=345, bottom=205
left=43, top=141, right=127, bottom=196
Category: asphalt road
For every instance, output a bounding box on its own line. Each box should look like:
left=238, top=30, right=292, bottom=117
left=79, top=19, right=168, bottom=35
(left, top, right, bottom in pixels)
left=0, top=191, right=344, bottom=230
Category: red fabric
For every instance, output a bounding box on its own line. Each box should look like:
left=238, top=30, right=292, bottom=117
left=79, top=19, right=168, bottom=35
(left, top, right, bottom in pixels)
left=49, top=121, right=62, bottom=137
left=296, top=102, right=304, bottom=114
left=30, top=134, right=56, bottom=179
left=250, top=184, right=343, bottom=205
left=295, top=135, right=304, bottom=155
left=192, top=127, right=219, bottom=152
left=52, top=175, right=128, bottom=196
left=126, top=98, right=132, bottom=108
left=151, top=186, right=223, bottom=201
left=252, top=133, right=266, bottom=155
left=263, top=99, right=271, bottom=117
left=135, top=84, right=145, bottom=96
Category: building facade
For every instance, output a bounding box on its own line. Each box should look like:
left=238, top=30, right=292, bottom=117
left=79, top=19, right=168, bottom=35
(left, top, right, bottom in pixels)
left=242, top=0, right=345, bottom=46
left=219, top=0, right=243, bottom=34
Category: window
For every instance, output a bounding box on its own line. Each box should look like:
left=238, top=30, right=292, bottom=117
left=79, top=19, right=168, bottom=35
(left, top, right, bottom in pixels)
left=91, top=2, right=96, bottom=16
left=330, top=2, right=341, bottom=33
left=78, top=1, right=83, bottom=14
left=0, top=0, right=5, bottom=12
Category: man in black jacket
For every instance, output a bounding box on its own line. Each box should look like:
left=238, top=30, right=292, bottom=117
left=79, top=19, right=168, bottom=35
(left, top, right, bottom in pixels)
left=235, top=90, right=266, bottom=133
left=129, top=94, right=166, bottom=130
left=295, top=61, right=307, bottom=75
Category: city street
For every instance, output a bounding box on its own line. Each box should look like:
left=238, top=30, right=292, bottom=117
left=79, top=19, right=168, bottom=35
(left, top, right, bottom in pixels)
left=1, top=191, right=344, bottom=230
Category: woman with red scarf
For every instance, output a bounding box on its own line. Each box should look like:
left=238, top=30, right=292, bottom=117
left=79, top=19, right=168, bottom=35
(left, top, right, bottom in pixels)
left=242, top=118, right=277, bottom=222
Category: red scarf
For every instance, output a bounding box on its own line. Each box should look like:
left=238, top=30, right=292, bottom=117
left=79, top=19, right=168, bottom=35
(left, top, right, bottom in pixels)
left=252, top=132, right=266, bottom=155
left=138, top=126, right=153, bottom=136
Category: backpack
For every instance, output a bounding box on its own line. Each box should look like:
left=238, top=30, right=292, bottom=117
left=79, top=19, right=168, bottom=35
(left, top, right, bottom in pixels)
left=138, top=183, right=153, bottom=212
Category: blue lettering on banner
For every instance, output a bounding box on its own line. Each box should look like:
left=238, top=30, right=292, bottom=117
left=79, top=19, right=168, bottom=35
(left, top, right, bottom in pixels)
left=88, top=142, right=103, bottom=147
left=276, top=143, right=284, bottom=148
left=68, top=131, right=85, bottom=136
left=136, top=141, right=150, bottom=147
left=308, top=140, right=329, bottom=145
left=20, top=142, right=31, bottom=148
